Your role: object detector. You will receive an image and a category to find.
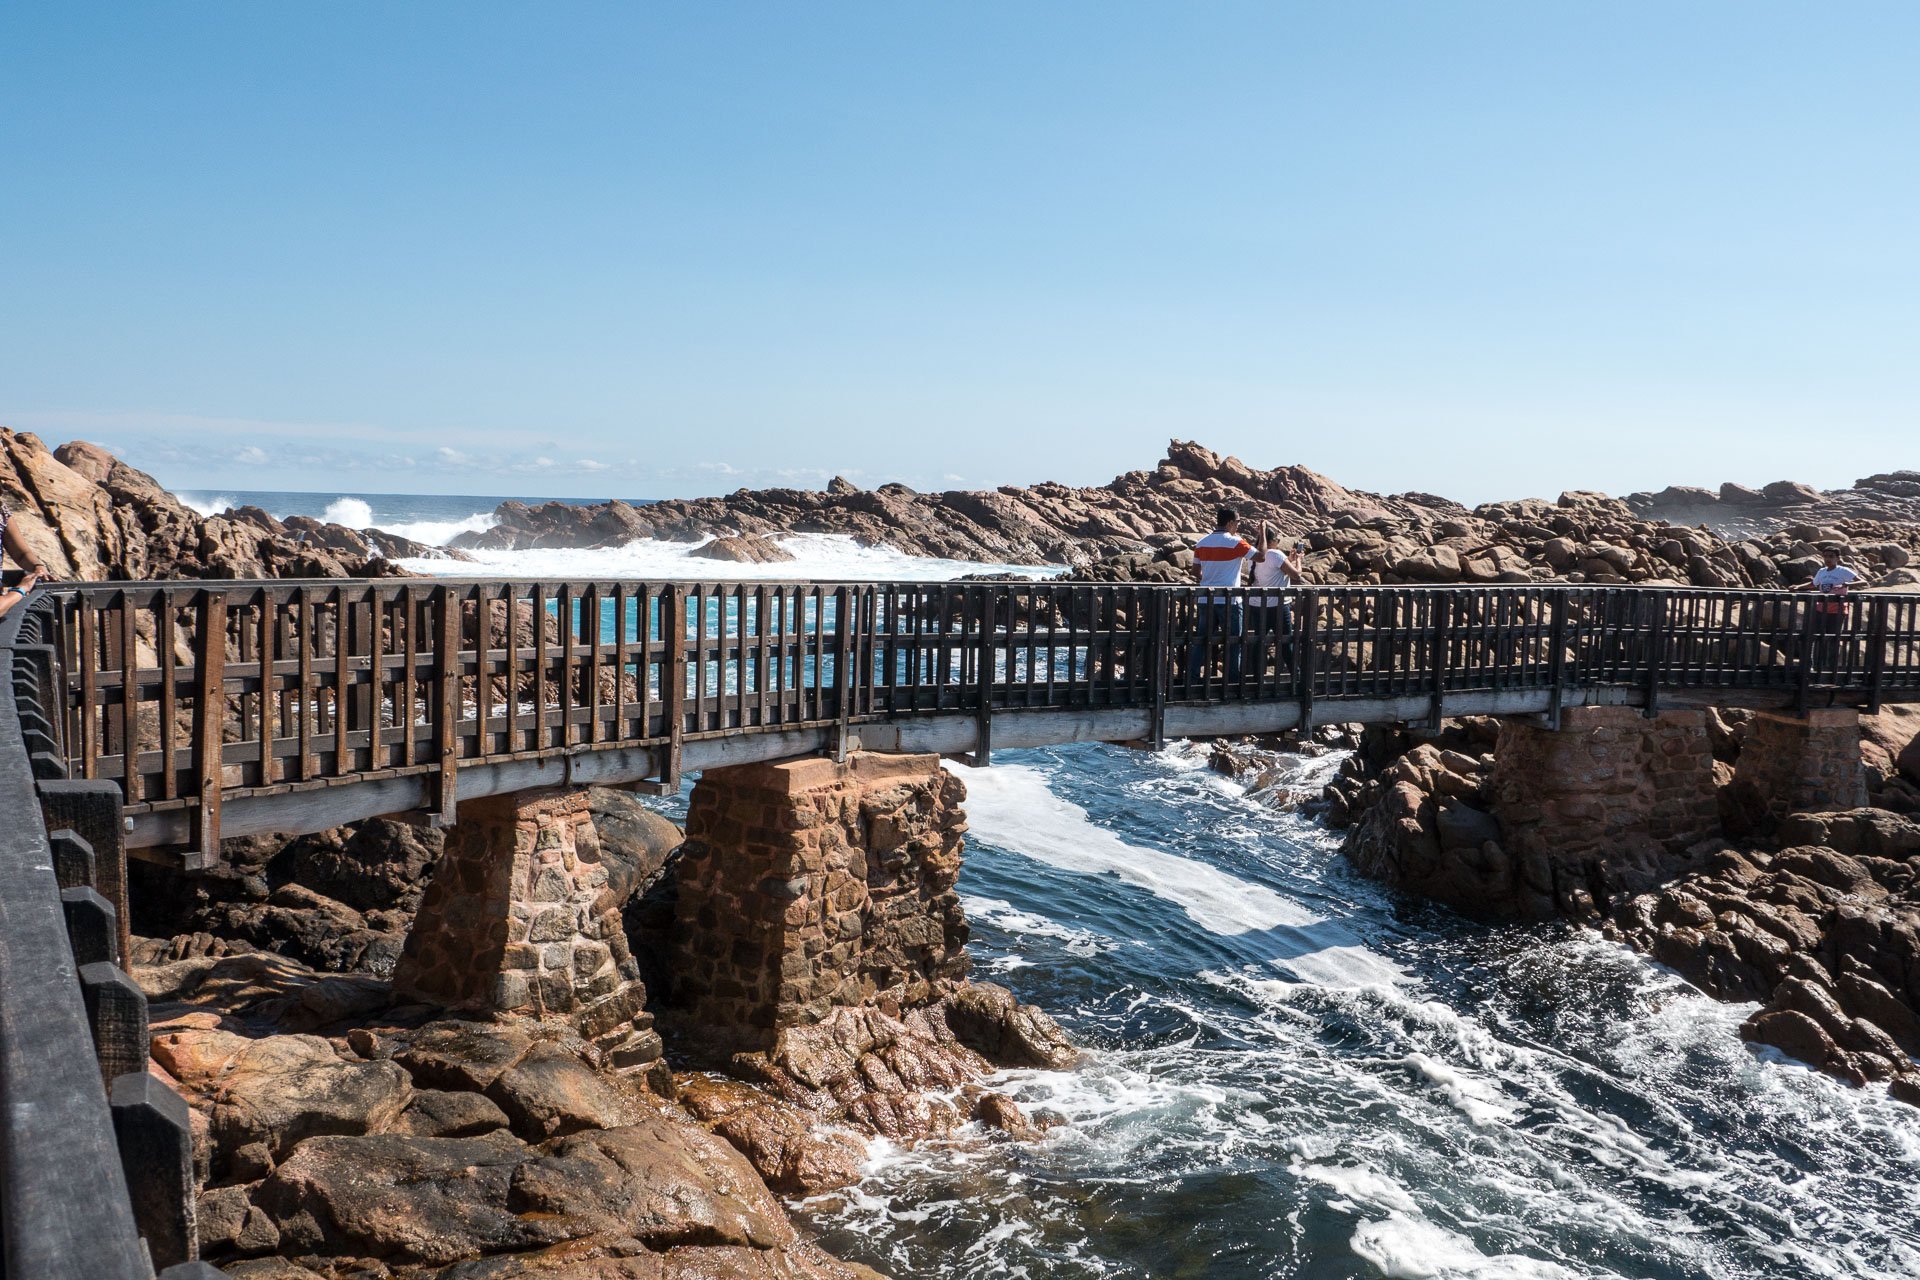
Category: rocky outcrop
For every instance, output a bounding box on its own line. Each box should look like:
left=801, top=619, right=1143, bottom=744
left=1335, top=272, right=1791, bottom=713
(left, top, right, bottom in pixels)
left=0, top=428, right=451, bottom=581
left=1606, top=814, right=1920, bottom=1104
left=1096, top=493, right=1920, bottom=589
left=691, top=534, right=795, bottom=564
left=452, top=440, right=1456, bottom=567
left=140, top=942, right=886, bottom=1277
left=1626, top=471, right=1920, bottom=540
left=1309, top=706, right=1920, bottom=1101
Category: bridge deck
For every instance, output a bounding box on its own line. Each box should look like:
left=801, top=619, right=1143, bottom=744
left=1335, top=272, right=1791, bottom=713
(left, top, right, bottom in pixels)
left=37, top=578, right=1920, bottom=860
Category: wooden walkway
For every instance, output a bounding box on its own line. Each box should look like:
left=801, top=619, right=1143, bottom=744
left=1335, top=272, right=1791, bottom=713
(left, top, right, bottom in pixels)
left=38, top=578, right=1920, bottom=864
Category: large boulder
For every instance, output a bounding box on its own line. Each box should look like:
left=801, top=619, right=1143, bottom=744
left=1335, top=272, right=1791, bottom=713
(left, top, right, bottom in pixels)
left=944, top=982, right=1078, bottom=1069
left=151, top=1028, right=412, bottom=1164
left=255, top=1115, right=798, bottom=1264
left=676, top=1074, right=865, bottom=1194
left=691, top=534, right=795, bottom=564
left=485, top=1042, right=641, bottom=1141
left=586, top=790, right=684, bottom=907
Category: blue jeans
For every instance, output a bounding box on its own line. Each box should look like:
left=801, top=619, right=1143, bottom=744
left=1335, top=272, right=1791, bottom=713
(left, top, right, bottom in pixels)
left=1246, top=600, right=1296, bottom=673
left=1187, top=601, right=1244, bottom=683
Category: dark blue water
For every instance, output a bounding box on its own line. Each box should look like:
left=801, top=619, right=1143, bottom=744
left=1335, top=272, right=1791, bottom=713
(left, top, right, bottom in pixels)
left=766, top=742, right=1919, bottom=1280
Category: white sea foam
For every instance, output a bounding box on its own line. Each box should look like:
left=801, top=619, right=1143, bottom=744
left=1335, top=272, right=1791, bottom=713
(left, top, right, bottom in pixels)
left=320, top=496, right=376, bottom=528
left=314, top=496, right=498, bottom=546
left=1349, top=1214, right=1588, bottom=1280
left=952, top=761, right=1318, bottom=936
left=402, top=532, right=1055, bottom=582
left=960, top=895, right=1119, bottom=957
left=173, top=492, right=235, bottom=517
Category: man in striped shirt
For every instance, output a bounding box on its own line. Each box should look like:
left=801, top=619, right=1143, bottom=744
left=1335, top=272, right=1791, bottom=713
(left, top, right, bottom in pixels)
left=1188, top=505, right=1255, bottom=682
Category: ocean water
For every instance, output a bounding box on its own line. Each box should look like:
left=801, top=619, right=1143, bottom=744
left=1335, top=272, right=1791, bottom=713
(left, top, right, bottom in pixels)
left=186, top=492, right=1920, bottom=1278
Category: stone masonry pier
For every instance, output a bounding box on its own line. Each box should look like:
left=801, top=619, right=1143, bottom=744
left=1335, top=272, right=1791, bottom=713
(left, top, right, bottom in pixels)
left=669, top=752, right=971, bottom=1057
left=1480, top=706, right=1874, bottom=915
left=1489, top=707, right=1724, bottom=914
left=393, top=788, right=660, bottom=1069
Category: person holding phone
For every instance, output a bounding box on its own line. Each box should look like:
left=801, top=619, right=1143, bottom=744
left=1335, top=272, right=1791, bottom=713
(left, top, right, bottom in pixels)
left=1248, top=521, right=1309, bottom=674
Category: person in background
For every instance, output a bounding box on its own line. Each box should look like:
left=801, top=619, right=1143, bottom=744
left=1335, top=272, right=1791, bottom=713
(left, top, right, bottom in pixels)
left=1248, top=520, right=1309, bottom=673
left=0, top=500, right=52, bottom=619
left=1188, top=505, right=1255, bottom=683
left=1792, top=545, right=1865, bottom=666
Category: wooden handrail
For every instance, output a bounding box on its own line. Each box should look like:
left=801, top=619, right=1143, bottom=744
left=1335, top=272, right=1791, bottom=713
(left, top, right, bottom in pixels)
left=45, top=579, right=1920, bottom=855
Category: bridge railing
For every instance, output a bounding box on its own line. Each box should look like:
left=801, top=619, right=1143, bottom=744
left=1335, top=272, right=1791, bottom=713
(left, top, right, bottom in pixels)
left=0, top=589, right=206, bottom=1277
left=44, top=578, right=1920, bottom=858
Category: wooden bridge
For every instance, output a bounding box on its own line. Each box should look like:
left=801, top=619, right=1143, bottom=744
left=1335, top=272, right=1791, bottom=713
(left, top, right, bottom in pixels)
left=6, top=575, right=1920, bottom=1276
left=40, top=577, right=1920, bottom=862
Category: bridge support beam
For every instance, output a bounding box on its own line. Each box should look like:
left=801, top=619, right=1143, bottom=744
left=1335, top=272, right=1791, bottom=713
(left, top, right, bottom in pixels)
left=1488, top=707, right=1721, bottom=916
left=393, top=788, right=659, bottom=1067
left=670, top=752, right=969, bottom=1058
left=1730, top=708, right=1870, bottom=826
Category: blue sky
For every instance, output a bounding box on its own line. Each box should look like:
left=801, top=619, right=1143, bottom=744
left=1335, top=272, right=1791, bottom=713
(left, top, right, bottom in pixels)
left=3, top=3, right=1914, bottom=502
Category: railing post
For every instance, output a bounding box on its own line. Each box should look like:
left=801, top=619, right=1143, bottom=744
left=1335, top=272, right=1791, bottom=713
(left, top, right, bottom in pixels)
left=1427, top=590, right=1451, bottom=729
left=432, top=585, right=460, bottom=827
left=79, top=960, right=148, bottom=1090
left=109, top=1070, right=198, bottom=1269
left=662, top=585, right=686, bottom=790
left=833, top=585, right=853, bottom=761
left=1868, top=596, right=1890, bottom=713
left=1796, top=592, right=1818, bottom=716
left=1546, top=590, right=1568, bottom=730
left=1642, top=589, right=1668, bottom=719
left=191, top=590, right=226, bottom=870
left=37, top=782, right=126, bottom=959
left=1149, top=589, right=1169, bottom=749
left=972, top=585, right=997, bottom=767
left=1296, top=588, right=1318, bottom=731
left=60, top=887, right=118, bottom=967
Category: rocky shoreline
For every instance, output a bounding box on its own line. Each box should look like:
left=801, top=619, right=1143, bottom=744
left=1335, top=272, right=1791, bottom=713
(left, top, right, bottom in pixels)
left=1205, top=709, right=1920, bottom=1107
left=131, top=771, right=1072, bottom=1278
left=435, top=439, right=1920, bottom=596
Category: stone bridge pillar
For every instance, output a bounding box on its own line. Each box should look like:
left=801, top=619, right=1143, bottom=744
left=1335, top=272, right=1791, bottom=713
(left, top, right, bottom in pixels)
left=1730, top=708, right=1870, bottom=824
left=670, top=752, right=970, bottom=1057
left=1488, top=707, right=1721, bottom=914
left=393, top=788, right=657, bottom=1067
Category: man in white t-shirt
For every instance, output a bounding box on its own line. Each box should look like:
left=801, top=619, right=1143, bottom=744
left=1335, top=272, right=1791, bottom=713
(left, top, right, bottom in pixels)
left=1187, top=505, right=1254, bottom=683
left=1247, top=520, right=1308, bottom=673
left=1791, top=544, right=1873, bottom=675
left=1795, top=544, right=1864, bottom=634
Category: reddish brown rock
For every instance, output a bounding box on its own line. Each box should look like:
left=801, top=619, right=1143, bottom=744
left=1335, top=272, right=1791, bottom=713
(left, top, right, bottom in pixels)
left=1, top=426, right=445, bottom=581
left=691, top=533, right=795, bottom=563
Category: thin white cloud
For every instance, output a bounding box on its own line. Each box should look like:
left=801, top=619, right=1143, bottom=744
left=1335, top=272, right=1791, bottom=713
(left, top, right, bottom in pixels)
left=576, top=459, right=610, bottom=472
left=234, top=445, right=269, bottom=465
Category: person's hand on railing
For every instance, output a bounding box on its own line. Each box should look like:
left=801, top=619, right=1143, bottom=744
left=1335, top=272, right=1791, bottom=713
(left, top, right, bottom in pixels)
left=0, top=568, right=42, bottom=618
